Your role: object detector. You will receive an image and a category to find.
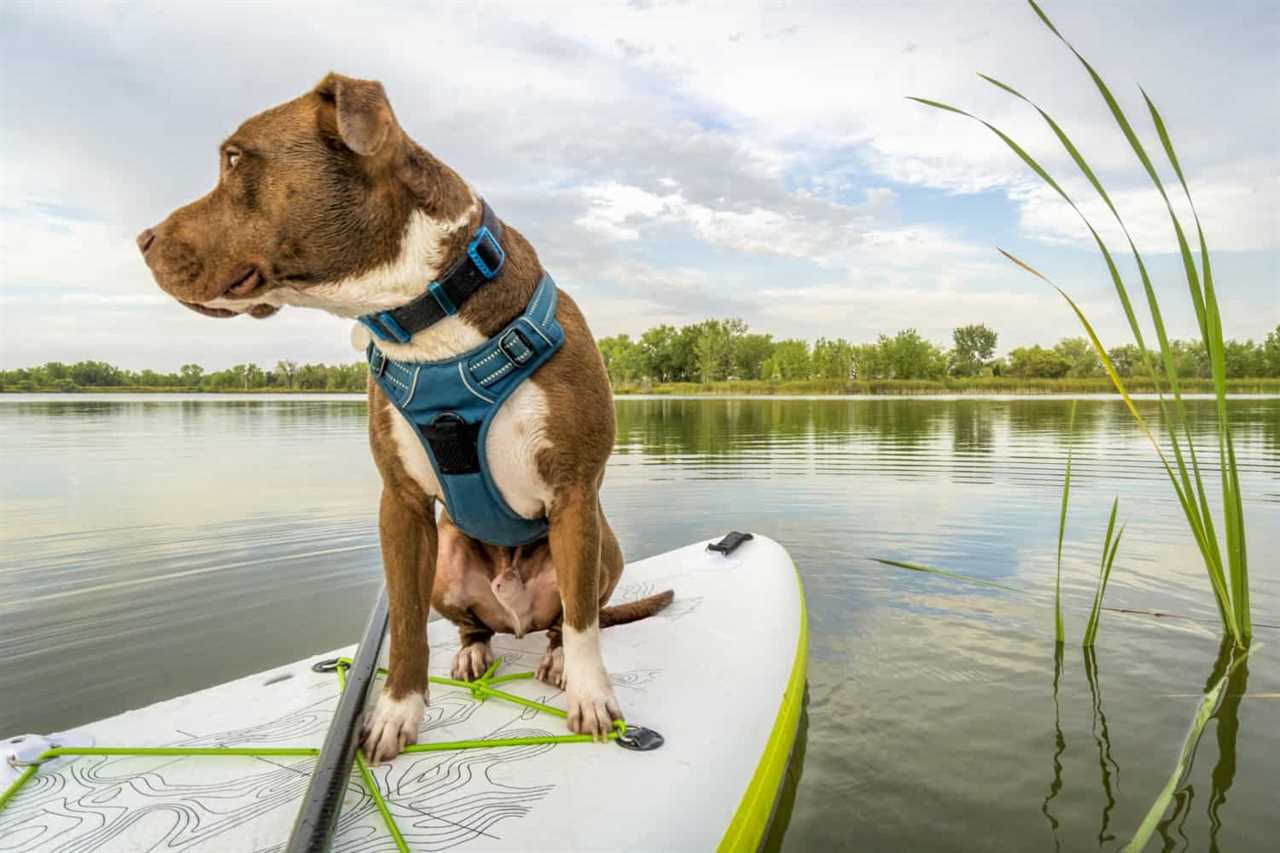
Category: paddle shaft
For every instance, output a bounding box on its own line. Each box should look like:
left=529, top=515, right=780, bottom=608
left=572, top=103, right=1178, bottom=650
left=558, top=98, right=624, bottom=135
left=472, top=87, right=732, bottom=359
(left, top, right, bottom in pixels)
left=285, top=585, right=389, bottom=853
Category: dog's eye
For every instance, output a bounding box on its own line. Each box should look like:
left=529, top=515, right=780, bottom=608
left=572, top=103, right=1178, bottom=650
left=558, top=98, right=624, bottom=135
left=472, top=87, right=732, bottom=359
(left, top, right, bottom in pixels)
left=224, top=149, right=241, bottom=170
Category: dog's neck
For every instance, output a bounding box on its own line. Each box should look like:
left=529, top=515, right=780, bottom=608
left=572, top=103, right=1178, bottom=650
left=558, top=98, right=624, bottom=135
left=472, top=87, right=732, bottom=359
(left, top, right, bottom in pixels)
left=293, top=194, right=543, bottom=363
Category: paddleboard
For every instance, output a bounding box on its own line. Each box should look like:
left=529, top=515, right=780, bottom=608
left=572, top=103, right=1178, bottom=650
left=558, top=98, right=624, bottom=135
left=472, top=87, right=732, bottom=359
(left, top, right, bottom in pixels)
left=0, top=534, right=806, bottom=852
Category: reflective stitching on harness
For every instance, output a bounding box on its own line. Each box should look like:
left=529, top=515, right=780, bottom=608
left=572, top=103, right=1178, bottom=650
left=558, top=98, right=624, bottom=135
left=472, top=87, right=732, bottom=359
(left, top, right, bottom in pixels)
left=527, top=281, right=545, bottom=319
left=382, top=369, right=408, bottom=392
left=521, top=316, right=553, bottom=347
left=458, top=362, right=495, bottom=404
left=471, top=348, right=504, bottom=370
left=406, top=364, right=421, bottom=404
left=479, top=360, right=515, bottom=385
left=542, top=285, right=556, bottom=324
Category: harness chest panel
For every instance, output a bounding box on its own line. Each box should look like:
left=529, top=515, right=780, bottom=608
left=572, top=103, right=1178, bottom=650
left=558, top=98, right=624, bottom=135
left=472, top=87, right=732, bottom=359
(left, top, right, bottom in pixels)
left=368, top=273, right=564, bottom=546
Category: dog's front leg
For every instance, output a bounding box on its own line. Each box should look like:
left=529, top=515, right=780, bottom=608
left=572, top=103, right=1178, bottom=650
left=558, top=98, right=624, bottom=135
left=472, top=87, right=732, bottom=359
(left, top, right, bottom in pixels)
left=549, top=486, right=620, bottom=738
left=362, top=485, right=437, bottom=763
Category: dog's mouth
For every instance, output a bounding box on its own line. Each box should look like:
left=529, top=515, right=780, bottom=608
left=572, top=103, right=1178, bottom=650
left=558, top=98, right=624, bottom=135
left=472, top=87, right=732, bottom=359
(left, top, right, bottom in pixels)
left=223, top=265, right=263, bottom=298
left=179, top=265, right=280, bottom=319
left=179, top=300, right=280, bottom=319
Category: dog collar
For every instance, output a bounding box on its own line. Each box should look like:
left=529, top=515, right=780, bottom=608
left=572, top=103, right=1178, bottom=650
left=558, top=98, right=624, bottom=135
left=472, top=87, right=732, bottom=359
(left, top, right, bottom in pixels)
left=357, top=199, right=506, bottom=344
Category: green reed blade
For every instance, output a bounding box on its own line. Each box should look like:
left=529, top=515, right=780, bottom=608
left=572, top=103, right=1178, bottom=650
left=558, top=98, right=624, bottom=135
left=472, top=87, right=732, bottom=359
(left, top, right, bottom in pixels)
left=974, top=72, right=1210, bottom=551
left=1054, top=401, right=1076, bottom=645
left=1083, top=498, right=1124, bottom=647
left=1142, top=89, right=1251, bottom=640
left=1120, top=645, right=1258, bottom=852
left=1143, top=89, right=1246, bottom=632
left=913, top=0, right=1250, bottom=645
left=996, top=249, right=1240, bottom=643
left=970, top=70, right=1210, bottom=547
left=871, top=558, right=1021, bottom=593
left=1024, top=0, right=1247, bottom=645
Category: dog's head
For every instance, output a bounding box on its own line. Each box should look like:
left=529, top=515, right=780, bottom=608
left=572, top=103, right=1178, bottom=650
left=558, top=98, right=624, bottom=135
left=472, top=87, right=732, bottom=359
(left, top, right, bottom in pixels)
left=138, top=73, right=474, bottom=319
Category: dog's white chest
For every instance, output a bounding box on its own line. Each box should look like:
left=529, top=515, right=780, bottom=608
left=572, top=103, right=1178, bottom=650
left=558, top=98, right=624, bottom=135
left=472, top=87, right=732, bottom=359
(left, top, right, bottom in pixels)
left=386, top=380, right=553, bottom=521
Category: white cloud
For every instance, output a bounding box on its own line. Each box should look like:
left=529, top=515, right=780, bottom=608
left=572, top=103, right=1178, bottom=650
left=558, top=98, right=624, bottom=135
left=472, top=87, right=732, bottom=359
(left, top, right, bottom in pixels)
left=1015, top=165, right=1280, bottom=253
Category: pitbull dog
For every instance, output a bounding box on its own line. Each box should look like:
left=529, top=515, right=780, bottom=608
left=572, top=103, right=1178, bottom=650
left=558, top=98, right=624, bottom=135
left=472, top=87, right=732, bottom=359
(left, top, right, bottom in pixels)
left=138, top=72, right=668, bottom=762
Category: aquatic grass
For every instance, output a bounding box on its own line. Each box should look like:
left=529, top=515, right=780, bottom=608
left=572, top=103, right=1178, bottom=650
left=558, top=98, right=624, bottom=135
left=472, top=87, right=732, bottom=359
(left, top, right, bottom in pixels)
left=910, top=0, right=1251, bottom=646
left=1082, top=498, right=1125, bottom=647
left=1120, top=645, right=1257, bottom=852
left=870, top=558, right=1020, bottom=593
left=1053, top=400, right=1076, bottom=645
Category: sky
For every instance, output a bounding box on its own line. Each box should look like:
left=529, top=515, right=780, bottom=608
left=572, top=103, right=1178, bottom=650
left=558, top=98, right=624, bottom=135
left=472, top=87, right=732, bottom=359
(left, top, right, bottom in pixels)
left=1, top=0, right=1276, bottom=372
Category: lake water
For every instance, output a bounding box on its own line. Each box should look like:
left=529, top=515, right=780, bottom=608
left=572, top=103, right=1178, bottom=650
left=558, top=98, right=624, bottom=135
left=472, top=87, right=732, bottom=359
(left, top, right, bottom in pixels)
left=1, top=393, right=1278, bottom=851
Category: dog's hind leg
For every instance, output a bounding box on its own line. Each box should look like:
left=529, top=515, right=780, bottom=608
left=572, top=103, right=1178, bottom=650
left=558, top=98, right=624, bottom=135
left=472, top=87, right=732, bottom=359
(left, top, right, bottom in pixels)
left=362, top=486, right=437, bottom=763
left=549, top=485, right=620, bottom=738
left=451, top=617, right=495, bottom=682
left=535, top=622, right=565, bottom=688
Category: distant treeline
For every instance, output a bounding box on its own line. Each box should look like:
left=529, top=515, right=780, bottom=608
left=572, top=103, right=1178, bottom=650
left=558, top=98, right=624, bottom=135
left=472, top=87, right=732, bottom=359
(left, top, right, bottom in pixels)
left=0, top=360, right=367, bottom=393
left=3, top=321, right=1278, bottom=393
left=598, top=320, right=1280, bottom=385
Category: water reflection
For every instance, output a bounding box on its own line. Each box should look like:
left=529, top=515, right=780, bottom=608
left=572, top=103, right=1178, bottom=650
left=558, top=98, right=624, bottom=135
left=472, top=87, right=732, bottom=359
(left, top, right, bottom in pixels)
left=1155, top=639, right=1252, bottom=853
left=763, top=686, right=809, bottom=853
left=1083, top=648, right=1119, bottom=847
left=1042, top=645, right=1066, bottom=852
left=1207, top=641, right=1249, bottom=853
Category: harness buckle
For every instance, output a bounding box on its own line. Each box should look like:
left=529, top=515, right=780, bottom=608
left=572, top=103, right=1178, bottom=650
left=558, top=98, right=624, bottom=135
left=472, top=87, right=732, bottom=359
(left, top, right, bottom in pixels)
left=368, top=347, right=387, bottom=378
left=498, top=328, right=534, bottom=366
left=467, top=226, right=505, bottom=280
left=359, top=313, right=412, bottom=344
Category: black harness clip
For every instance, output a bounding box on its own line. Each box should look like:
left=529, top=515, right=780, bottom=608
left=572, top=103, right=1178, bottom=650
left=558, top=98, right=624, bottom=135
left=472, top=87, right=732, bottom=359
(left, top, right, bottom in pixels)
left=421, top=413, right=482, bottom=475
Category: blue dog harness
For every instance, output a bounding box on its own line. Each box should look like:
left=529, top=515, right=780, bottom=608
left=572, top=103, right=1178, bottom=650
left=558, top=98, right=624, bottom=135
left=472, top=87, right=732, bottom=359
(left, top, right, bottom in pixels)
left=363, top=202, right=564, bottom=547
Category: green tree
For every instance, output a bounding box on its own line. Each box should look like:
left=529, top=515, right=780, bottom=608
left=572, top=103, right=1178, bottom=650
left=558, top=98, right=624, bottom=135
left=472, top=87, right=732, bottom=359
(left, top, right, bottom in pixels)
left=275, top=360, right=298, bottom=389
left=1106, top=344, right=1142, bottom=378
left=1007, top=345, right=1071, bottom=378
left=949, top=324, right=998, bottom=377
left=1264, top=325, right=1280, bottom=377
left=598, top=334, right=647, bottom=384
left=1053, top=337, right=1102, bottom=378
left=812, top=337, right=856, bottom=380
left=1223, top=339, right=1264, bottom=378
left=693, top=319, right=746, bottom=382
left=179, top=364, right=204, bottom=386
left=68, top=360, right=125, bottom=386
left=760, top=339, right=811, bottom=380
left=880, top=329, right=945, bottom=379
left=638, top=325, right=679, bottom=382
left=1170, top=338, right=1209, bottom=379
left=733, top=333, right=775, bottom=380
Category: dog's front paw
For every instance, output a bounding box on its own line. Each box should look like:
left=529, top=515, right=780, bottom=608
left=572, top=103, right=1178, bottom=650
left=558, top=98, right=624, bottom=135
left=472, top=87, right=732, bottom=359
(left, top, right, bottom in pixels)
left=451, top=642, right=494, bottom=681
left=535, top=645, right=565, bottom=688
left=361, top=689, right=425, bottom=763
left=565, top=668, right=621, bottom=740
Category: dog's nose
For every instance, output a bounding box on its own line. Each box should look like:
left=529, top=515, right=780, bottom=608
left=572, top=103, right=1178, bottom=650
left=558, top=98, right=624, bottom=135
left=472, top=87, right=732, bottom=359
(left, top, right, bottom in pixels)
left=136, top=228, right=156, bottom=254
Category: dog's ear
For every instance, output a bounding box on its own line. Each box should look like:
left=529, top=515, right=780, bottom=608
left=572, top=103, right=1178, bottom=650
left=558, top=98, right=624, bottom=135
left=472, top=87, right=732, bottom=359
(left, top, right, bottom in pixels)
left=313, top=72, right=399, bottom=157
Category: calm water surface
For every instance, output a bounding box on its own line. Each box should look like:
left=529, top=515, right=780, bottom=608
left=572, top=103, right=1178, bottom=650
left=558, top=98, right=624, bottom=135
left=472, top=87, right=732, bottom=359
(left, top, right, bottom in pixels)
left=2, top=394, right=1278, bottom=851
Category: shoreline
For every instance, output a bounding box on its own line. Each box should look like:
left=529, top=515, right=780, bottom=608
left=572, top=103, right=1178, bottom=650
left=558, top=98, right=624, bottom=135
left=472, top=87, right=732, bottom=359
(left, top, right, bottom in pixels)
left=3, top=376, right=1279, bottom=397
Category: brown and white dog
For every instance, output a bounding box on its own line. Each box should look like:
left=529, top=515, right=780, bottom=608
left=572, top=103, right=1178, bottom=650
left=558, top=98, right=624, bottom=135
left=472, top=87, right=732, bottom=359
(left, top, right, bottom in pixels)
left=137, top=73, right=669, bottom=762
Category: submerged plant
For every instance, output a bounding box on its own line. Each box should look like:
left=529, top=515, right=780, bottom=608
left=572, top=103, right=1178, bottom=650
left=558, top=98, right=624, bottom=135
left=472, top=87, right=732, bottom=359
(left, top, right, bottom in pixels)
left=912, top=0, right=1251, bottom=646
left=1082, top=497, right=1125, bottom=647
left=1053, top=400, right=1076, bottom=645
left=1120, top=645, right=1257, bottom=852
left=870, top=557, right=1020, bottom=593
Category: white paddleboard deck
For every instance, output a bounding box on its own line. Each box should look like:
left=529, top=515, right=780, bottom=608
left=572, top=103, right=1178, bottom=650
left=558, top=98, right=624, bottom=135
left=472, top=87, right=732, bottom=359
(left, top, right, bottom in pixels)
left=1, top=535, right=804, bottom=852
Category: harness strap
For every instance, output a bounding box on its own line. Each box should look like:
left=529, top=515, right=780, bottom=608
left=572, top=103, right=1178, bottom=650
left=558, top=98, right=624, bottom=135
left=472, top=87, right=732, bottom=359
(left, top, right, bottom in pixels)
left=358, top=199, right=505, bottom=344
